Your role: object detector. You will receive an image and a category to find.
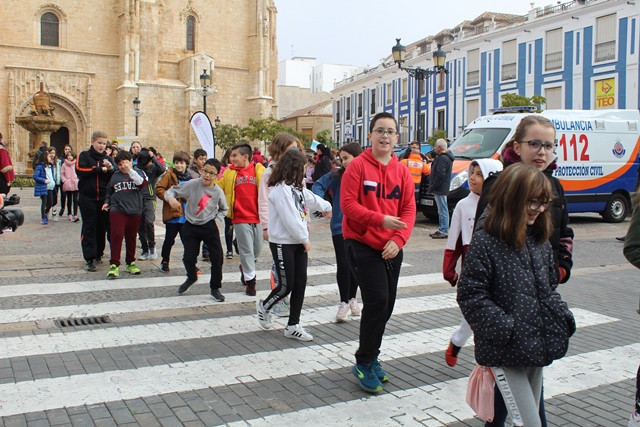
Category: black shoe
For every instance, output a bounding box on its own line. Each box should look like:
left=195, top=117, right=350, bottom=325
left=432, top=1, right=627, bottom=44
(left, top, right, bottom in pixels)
left=210, top=288, right=225, bottom=302
left=85, top=260, right=97, bottom=272
left=178, top=279, right=196, bottom=294
left=430, top=231, right=448, bottom=239
left=202, top=253, right=210, bottom=262
left=616, top=236, right=626, bottom=242
left=94, top=256, right=103, bottom=264
left=245, top=278, right=256, bottom=296
left=226, top=251, right=233, bottom=259
left=161, top=262, right=170, bottom=273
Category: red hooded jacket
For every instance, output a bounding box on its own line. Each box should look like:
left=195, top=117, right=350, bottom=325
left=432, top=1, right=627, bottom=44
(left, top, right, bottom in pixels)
left=341, top=148, right=416, bottom=250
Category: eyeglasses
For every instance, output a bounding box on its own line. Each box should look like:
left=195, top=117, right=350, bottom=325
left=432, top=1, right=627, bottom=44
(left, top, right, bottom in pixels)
left=372, top=129, right=399, bottom=137
left=521, top=140, right=557, bottom=153
left=529, top=199, right=552, bottom=211
left=201, top=169, right=217, bottom=176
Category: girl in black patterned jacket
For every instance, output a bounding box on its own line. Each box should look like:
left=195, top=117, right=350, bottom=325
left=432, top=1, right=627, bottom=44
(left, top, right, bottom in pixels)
left=458, top=164, right=575, bottom=427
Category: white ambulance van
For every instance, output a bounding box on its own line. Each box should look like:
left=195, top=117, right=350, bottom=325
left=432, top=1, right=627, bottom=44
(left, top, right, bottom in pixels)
left=419, top=108, right=640, bottom=223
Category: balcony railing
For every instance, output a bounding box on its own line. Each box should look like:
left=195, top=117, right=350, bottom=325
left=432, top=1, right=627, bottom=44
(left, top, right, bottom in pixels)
left=595, top=41, right=616, bottom=62
left=501, top=62, right=517, bottom=81
left=467, top=70, right=480, bottom=86
left=545, top=51, right=563, bottom=71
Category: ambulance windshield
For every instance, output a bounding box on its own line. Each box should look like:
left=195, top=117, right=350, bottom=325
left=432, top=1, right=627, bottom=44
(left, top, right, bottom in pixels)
left=449, top=127, right=511, bottom=158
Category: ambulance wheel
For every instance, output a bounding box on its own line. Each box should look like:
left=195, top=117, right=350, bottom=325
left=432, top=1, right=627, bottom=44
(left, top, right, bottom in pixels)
left=601, top=193, right=628, bottom=223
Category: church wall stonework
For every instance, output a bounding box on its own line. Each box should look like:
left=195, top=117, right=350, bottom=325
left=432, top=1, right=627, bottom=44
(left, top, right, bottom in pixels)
left=0, top=0, right=278, bottom=173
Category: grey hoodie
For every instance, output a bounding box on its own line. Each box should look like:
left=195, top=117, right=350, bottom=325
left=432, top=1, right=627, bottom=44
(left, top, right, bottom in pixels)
left=164, top=178, right=228, bottom=225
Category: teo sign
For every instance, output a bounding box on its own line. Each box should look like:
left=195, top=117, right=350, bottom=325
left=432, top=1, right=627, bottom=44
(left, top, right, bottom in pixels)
left=595, top=78, right=616, bottom=109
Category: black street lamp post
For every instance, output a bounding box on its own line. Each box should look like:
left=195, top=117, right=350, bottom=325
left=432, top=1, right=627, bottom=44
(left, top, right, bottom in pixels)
left=213, top=116, right=220, bottom=156
left=392, top=38, right=447, bottom=143
left=132, top=97, right=142, bottom=136
left=199, top=69, right=211, bottom=115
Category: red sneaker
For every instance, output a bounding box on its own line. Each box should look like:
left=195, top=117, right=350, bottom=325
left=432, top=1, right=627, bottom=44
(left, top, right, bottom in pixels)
left=445, top=341, right=461, bottom=367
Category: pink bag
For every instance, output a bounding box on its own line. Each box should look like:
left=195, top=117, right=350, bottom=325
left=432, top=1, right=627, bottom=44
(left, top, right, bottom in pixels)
left=466, top=364, right=495, bottom=422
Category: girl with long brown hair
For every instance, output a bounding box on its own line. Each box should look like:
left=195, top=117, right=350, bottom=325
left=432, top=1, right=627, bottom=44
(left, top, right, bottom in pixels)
left=256, top=149, right=331, bottom=341
left=458, top=163, right=575, bottom=427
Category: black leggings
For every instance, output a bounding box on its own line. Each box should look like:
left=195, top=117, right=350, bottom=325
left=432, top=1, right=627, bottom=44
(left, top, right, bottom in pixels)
left=40, top=190, right=55, bottom=219
left=332, top=234, right=358, bottom=302
left=59, top=186, right=66, bottom=215
left=161, top=222, right=183, bottom=263
left=224, top=216, right=233, bottom=253
left=263, top=242, right=308, bottom=326
left=65, top=191, right=78, bottom=216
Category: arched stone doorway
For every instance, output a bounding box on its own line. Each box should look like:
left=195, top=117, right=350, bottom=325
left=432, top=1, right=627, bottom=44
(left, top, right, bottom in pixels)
left=50, top=126, right=69, bottom=154
left=13, top=95, right=86, bottom=172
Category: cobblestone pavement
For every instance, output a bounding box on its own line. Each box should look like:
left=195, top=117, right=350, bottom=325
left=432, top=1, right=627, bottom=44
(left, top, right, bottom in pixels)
left=0, top=187, right=637, bottom=426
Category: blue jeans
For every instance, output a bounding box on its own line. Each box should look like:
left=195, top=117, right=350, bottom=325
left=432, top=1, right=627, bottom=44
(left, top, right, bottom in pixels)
left=434, top=194, right=449, bottom=234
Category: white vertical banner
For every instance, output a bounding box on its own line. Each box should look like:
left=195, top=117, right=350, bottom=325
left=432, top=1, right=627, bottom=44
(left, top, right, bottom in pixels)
left=189, top=111, right=215, bottom=158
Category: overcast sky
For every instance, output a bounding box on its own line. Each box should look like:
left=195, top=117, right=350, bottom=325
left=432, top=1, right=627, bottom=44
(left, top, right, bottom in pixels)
left=275, top=0, right=541, bottom=67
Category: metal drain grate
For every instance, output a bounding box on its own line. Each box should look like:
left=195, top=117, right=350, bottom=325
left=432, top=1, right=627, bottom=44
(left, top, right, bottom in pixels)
left=54, top=316, right=112, bottom=328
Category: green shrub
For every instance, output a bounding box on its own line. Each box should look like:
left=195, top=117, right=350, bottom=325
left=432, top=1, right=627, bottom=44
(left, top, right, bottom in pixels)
left=12, top=175, right=35, bottom=188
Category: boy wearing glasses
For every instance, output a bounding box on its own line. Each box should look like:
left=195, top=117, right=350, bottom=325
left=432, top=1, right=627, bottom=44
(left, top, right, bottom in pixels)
left=164, top=158, right=228, bottom=302
left=341, top=112, right=416, bottom=393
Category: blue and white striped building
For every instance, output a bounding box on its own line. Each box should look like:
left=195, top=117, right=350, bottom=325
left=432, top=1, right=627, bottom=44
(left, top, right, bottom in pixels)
left=332, top=0, right=639, bottom=146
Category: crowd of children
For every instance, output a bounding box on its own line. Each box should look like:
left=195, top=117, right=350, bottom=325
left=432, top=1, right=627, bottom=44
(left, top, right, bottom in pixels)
left=27, top=112, right=587, bottom=424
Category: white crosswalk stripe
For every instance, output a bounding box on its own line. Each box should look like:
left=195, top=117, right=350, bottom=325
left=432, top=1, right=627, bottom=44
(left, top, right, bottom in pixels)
left=0, top=265, right=633, bottom=424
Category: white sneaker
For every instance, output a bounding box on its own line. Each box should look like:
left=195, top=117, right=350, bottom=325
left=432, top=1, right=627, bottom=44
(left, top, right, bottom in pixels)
left=349, top=298, right=361, bottom=316
left=284, top=324, right=313, bottom=341
left=271, top=300, right=290, bottom=317
left=630, top=411, right=640, bottom=427
left=149, top=247, right=158, bottom=259
left=138, top=251, right=149, bottom=260
left=52, top=213, right=59, bottom=222
left=336, top=302, right=350, bottom=322
left=256, top=300, right=272, bottom=330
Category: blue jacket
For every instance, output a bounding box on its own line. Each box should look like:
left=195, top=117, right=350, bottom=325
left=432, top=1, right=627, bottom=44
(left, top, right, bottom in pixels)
left=33, top=162, right=54, bottom=197
left=312, top=170, right=343, bottom=236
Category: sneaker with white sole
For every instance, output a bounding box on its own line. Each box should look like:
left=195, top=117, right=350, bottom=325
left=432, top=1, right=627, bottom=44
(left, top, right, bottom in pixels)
left=284, top=324, right=313, bottom=341
left=149, top=247, right=158, bottom=259
left=256, top=300, right=272, bottom=330
left=630, top=411, right=640, bottom=427
left=336, top=302, right=350, bottom=322
left=210, top=288, right=225, bottom=302
left=349, top=298, right=361, bottom=316
left=271, top=300, right=290, bottom=317
left=352, top=362, right=383, bottom=393
left=138, top=251, right=149, bottom=260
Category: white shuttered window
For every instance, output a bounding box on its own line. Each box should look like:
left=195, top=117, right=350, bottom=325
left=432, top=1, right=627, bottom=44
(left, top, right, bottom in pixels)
left=501, top=39, right=517, bottom=81
left=545, top=28, right=563, bottom=71
left=595, top=14, right=616, bottom=62
left=544, top=87, right=562, bottom=109
left=467, top=49, right=479, bottom=86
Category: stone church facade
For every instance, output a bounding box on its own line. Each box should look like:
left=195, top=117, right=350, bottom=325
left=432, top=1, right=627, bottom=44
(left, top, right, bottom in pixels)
left=1, top=0, right=278, bottom=173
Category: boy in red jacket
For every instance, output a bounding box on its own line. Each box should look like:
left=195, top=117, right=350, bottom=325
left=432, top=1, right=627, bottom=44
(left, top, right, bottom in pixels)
left=341, top=112, right=416, bottom=393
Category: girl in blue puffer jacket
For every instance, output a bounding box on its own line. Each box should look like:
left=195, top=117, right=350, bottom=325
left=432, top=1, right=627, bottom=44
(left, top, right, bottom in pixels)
left=33, top=149, right=57, bottom=225
left=458, top=163, right=575, bottom=427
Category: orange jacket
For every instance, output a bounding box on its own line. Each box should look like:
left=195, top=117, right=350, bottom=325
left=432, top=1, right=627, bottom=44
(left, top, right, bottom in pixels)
left=401, top=153, right=430, bottom=184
